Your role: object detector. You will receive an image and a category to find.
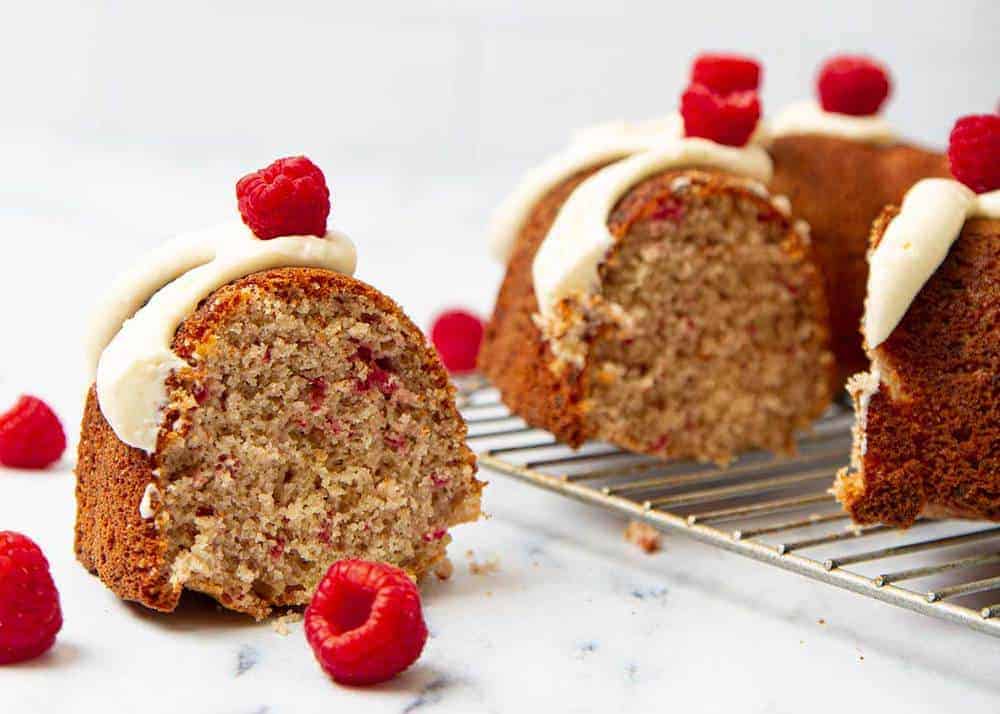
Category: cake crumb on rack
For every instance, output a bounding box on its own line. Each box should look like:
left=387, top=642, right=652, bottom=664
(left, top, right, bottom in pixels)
left=624, top=520, right=662, bottom=553
left=271, top=611, right=303, bottom=636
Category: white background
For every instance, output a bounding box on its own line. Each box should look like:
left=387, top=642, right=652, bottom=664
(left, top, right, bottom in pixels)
left=1, top=2, right=998, bottom=712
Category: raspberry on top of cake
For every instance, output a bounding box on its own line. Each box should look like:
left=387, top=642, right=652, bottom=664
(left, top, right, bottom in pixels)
left=76, top=156, right=481, bottom=619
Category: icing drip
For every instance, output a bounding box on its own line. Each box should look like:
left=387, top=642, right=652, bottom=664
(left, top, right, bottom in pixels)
left=488, top=115, right=683, bottom=263
left=90, top=222, right=357, bottom=451
left=865, top=179, right=1000, bottom=348
left=85, top=230, right=220, bottom=376
left=139, top=482, right=158, bottom=520
left=851, top=365, right=882, bottom=456
left=768, top=100, right=896, bottom=145
left=532, top=138, right=773, bottom=320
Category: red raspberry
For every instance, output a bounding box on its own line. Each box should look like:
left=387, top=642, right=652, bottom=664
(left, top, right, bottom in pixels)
left=691, top=52, right=761, bottom=95
left=0, top=531, right=62, bottom=664
left=430, top=309, right=484, bottom=373
left=817, top=55, right=891, bottom=116
left=305, top=559, right=427, bottom=686
left=681, top=83, right=761, bottom=147
left=0, top=396, right=66, bottom=470
left=236, top=156, right=330, bottom=239
left=948, top=114, right=1000, bottom=194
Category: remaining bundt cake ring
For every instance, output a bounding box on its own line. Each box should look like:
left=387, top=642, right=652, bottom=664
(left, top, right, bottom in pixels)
left=766, top=55, right=951, bottom=384
left=481, top=135, right=835, bottom=465
left=835, top=175, right=1000, bottom=527
left=76, top=158, right=482, bottom=619
left=768, top=135, right=949, bottom=384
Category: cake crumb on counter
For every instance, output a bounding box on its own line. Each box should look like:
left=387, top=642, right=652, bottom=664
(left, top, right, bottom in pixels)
left=272, top=611, right=303, bottom=636
left=624, top=520, right=662, bottom=553
left=465, top=550, right=500, bottom=575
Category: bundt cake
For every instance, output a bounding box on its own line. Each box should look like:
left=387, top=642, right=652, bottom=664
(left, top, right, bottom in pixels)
left=835, top=115, right=1000, bottom=527
left=480, top=82, right=834, bottom=464
left=75, top=157, right=483, bottom=619
left=767, top=55, right=950, bottom=383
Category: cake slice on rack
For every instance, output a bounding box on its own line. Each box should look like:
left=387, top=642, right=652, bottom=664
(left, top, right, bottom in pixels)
left=76, top=157, right=483, bottom=619
left=479, top=80, right=834, bottom=465
left=835, top=115, right=1000, bottom=526
left=767, top=54, right=950, bottom=383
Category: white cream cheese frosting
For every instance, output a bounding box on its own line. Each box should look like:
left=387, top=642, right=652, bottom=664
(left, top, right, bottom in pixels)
left=90, top=222, right=357, bottom=452
left=865, top=179, right=1000, bottom=348
left=139, top=482, right=158, bottom=520
left=532, top=138, right=773, bottom=319
left=768, top=100, right=897, bottom=145
left=488, top=115, right=684, bottom=263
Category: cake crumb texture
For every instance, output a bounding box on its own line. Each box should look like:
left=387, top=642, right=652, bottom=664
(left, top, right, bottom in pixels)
left=76, top=268, right=482, bottom=619
left=481, top=167, right=834, bottom=464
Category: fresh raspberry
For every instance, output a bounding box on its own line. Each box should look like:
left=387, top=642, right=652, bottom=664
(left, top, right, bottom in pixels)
left=0, top=396, right=66, bottom=469
left=0, top=531, right=62, bottom=664
left=305, top=559, right=427, bottom=686
left=817, top=55, right=891, bottom=116
left=691, top=52, right=761, bottom=95
left=680, top=83, right=761, bottom=147
left=236, top=156, right=330, bottom=239
left=948, top=114, right=1000, bottom=194
left=430, top=309, right=484, bottom=373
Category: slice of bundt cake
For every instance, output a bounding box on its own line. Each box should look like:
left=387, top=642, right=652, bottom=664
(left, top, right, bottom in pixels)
left=76, top=157, right=482, bottom=619
left=835, top=116, right=1000, bottom=527
left=767, top=54, right=950, bottom=383
left=480, top=87, right=834, bottom=464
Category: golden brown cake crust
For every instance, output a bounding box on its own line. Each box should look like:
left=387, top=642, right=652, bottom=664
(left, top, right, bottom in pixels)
left=480, top=165, right=834, bottom=460
left=478, top=164, right=610, bottom=446
left=75, top=386, right=179, bottom=611
left=836, top=214, right=1000, bottom=527
left=76, top=268, right=481, bottom=617
left=769, top=135, right=949, bottom=384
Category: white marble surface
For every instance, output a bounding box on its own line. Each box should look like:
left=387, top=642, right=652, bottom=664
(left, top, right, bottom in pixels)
left=4, top=456, right=1000, bottom=713
left=3, top=2, right=1000, bottom=710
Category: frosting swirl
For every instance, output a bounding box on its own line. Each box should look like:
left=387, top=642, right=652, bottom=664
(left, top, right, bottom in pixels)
left=768, top=100, right=896, bottom=145
left=89, top=222, right=357, bottom=451
left=865, top=179, right=1000, bottom=348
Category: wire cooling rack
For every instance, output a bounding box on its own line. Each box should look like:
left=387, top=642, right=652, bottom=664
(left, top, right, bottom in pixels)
left=455, top=376, right=1000, bottom=638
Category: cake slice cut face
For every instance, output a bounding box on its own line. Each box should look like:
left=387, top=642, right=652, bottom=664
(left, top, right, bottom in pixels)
left=835, top=178, right=1000, bottom=526
left=77, top=269, right=481, bottom=619
left=75, top=157, right=481, bottom=619
left=480, top=137, right=834, bottom=464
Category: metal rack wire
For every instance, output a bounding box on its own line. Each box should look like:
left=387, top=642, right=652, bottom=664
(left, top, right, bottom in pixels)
left=456, top=377, right=1000, bottom=638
